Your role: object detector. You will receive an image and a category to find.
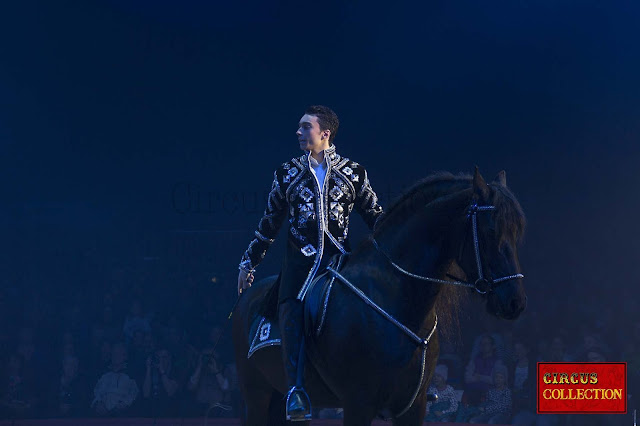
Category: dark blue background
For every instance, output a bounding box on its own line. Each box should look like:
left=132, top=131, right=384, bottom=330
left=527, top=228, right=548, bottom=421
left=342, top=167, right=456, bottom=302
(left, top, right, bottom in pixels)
left=1, top=1, right=638, bottom=309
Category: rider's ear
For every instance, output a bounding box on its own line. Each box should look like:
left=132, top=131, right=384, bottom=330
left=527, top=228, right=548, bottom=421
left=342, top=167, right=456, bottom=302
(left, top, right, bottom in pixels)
left=473, top=166, right=490, bottom=200
left=492, top=170, right=507, bottom=187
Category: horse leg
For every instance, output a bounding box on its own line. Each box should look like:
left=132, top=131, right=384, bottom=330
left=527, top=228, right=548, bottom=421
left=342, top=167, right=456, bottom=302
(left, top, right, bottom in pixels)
left=237, top=355, right=275, bottom=426
left=267, top=390, right=289, bottom=426
left=239, top=382, right=273, bottom=426
left=341, top=403, right=377, bottom=426
left=391, top=392, right=428, bottom=426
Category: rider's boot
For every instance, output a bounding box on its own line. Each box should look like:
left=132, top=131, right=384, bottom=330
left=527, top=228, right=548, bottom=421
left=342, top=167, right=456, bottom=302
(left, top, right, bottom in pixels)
left=278, top=298, right=312, bottom=421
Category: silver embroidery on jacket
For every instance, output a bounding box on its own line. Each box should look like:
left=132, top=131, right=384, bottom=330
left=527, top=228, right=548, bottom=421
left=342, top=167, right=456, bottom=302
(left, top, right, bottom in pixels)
left=329, top=186, right=344, bottom=201
left=329, top=202, right=345, bottom=227
left=300, top=187, right=314, bottom=202
left=301, top=244, right=317, bottom=257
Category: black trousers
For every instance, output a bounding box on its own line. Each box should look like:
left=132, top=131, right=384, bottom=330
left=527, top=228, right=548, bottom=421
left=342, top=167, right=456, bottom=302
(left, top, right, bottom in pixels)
left=278, top=240, right=341, bottom=388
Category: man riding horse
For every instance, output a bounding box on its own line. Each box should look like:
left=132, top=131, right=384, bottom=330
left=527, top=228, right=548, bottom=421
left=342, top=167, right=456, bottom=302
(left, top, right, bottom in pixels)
left=237, top=105, right=384, bottom=421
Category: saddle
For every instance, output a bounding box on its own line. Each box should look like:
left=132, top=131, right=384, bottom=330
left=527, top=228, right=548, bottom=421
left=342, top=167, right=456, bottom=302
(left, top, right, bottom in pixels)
left=246, top=253, right=348, bottom=358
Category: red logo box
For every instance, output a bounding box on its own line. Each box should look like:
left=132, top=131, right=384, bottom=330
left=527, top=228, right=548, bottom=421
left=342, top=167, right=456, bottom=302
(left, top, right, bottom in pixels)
left=537, top=362, right=626, bottom=414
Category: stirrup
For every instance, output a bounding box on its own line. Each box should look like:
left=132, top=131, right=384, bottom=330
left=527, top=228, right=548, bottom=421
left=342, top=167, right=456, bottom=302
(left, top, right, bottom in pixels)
left=285, top=386, right=312, bottom=421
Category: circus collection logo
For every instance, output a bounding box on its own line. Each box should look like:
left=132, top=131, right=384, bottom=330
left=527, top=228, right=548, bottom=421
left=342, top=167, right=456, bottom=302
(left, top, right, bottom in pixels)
left=537, top=362, right=627, bottom=414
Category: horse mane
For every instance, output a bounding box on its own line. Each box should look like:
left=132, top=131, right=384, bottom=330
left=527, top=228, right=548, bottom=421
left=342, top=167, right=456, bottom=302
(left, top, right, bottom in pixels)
left=374, top=172, right=472, bottom=236
left=375, top=171, right=526, bottom=244
left=368, top=171, right=526, bottom=345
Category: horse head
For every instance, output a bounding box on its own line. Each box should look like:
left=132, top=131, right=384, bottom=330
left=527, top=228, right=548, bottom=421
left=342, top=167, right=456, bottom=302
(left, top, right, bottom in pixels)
left=453, top=167, right=527, bottom=320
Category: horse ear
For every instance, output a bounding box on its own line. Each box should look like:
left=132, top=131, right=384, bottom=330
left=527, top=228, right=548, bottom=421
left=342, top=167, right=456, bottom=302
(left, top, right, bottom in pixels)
left=473, top=166, right=490, bottom=199
left=493, top=170, right=507, bottom=187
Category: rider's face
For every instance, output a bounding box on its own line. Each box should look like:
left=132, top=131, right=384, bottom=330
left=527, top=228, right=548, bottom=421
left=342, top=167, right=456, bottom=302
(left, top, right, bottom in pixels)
left=296, top=114, right=330, bottom=152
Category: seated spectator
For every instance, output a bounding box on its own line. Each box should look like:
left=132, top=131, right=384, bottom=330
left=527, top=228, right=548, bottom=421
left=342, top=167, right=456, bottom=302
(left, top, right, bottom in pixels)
left=509, top=341, right=537, bottom=426
left=52, top=355, right=88, bottom=417
left=469, top=363, right=512, bottom=424
left=187, top=349, right=231, bottom=417
left=0, top=353, right=37, bottom=419
left=464, top=334, right=500, bottom=405
left=425, top=364, right=458, bottom=422
left=142, top=348, right=180, bottom=417
left=91, top=342, right=139, bottom=416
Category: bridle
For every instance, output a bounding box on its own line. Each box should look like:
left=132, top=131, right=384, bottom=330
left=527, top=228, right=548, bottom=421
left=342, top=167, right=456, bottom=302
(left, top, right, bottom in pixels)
left=372, top=199, right=524, bottom=294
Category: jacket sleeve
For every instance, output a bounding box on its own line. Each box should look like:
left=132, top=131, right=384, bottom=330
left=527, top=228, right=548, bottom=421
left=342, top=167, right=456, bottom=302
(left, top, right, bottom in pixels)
left=354, top=167, right=384, bottom=231
left=238, top=169, right=288, bottom=273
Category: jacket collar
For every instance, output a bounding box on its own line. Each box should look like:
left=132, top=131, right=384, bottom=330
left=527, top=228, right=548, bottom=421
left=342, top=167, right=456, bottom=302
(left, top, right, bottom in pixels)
left=303, top=144, right=340, bottom=169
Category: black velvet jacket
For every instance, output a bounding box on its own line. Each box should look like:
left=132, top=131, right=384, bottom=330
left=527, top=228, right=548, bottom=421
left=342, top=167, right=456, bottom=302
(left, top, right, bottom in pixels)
left=239, top=144, right=384, bottom=300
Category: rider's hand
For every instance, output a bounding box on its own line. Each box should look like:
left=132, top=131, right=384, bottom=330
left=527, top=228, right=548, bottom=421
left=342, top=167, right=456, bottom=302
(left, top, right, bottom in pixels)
left=237, top=270, right=254, bottom=295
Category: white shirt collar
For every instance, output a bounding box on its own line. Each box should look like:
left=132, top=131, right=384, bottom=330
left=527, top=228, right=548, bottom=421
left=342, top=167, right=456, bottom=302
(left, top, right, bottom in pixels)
left=307, top=145, right=332, bottom=168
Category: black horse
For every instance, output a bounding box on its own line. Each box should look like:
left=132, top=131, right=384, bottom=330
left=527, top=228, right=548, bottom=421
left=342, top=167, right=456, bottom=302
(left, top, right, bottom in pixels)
left=232, top=168, right=527, bottom=426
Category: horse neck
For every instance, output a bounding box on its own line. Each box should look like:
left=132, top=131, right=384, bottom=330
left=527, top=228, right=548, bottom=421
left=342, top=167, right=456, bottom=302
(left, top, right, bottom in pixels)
left=378, top=187, right=471, bottom=277
left=371, top=188, right=471, bottom=332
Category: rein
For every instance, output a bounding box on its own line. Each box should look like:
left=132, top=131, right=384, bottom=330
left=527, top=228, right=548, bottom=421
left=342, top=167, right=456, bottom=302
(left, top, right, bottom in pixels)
left=372, top=200, right=524, bottom=294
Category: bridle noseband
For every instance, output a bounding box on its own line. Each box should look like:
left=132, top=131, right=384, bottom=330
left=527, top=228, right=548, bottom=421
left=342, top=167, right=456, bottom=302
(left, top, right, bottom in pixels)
left=372, top=200, right=524, bottom=294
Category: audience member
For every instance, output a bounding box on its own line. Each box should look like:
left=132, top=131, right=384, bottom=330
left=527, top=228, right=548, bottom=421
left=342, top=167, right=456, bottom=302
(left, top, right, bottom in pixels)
left=509, top=341, right=537, bottom=426
left=425, top=364, right=458, bottom=422
left=464, top=333, right=500, bottom=405
left=52, top=355, right=88, bottom=417
left=91, top=342, right=139, bottom=416
left=469, top=363, right=512, bottom=424
left=187, top=349, right=231, bottom=417
left=0, top=353, right=37, bottom=419
left=142, top=348, right=180, bottom=417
